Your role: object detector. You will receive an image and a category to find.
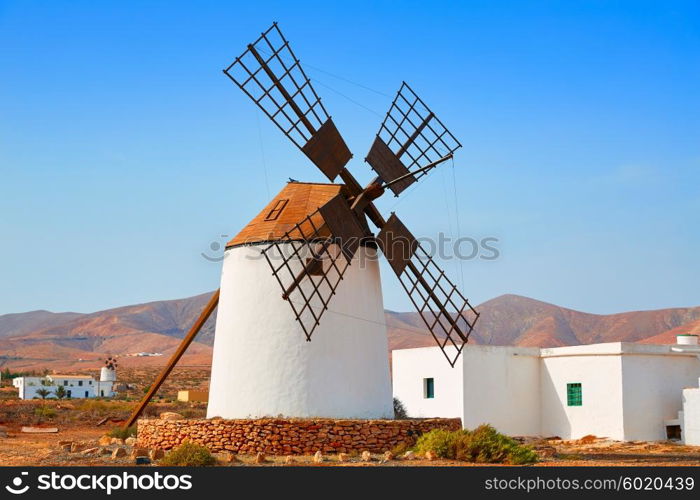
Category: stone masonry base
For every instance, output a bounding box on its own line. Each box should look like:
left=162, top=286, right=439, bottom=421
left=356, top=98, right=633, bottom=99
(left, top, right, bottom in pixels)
left=137, top=417, right=462, bottom=455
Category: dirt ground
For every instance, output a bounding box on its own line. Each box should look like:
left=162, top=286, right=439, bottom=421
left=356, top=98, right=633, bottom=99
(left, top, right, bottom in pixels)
left=2, top=421, right=700, bottom=467
left=2, top=397, right=700, bottom=467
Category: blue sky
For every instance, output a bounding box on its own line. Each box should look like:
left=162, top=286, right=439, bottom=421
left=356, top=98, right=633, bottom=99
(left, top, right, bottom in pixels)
left=1, top=0, right=698, bottom=315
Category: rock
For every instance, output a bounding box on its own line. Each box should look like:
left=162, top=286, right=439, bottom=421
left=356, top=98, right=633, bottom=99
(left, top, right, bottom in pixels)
left=383, top=451, right=394, bottom=461
left=313, top=450, right=324, bottom=463
left=361, top=451, right=372, bottom=462
left=284, top=455, right=294, bottom=464
left=402, top=450, right=416, bottom=460
left=159, top=412, right=184, bottom=421
left=337, top=453, right=349, bottom=463
left=70, top=442, right=85, bottom=453
left=112, top=447, right=127, bottom=459
left=58, top=440, right=72, bottom=446
left=100, top=447, right=112, bottom=455
left=60, top=443, right=72, bottom=452
left=21, top=426, right=58, bottom=433
left=110, top=438, right=124, bottom=445
left=425, top=450, right=437, bottom=461
left=577, top=434, right=598, bottom=445
left=125, top=437, right=137, bottom=446
left=81, top=447, right=99, bottom=456
left=149, top=449, right=165, bottom=461
left=0, top=430, right=7, bottom=438
left=214, top=451, right=236, bottom=463
left=254, top=452, right=266, bottom=464
left=130, top=448, right=148, bottom=459
left=98, top=435, right=112, bottom=446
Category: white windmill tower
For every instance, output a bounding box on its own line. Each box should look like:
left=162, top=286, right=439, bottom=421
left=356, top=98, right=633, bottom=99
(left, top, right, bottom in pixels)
left=207, top=182, right=392, bottom=418
left=125, top=23, right=479, bottom=427
left=97, top=356, right=117, bottom=398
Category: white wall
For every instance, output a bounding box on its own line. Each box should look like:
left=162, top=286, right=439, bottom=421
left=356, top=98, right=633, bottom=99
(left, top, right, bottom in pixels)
left=208, top=244, right=393, bottom=419
left=462, top=345, right=540, bottom=435
left=49, top=376, right=95, bottom=399
left=621, top=352, right=700, bottom=441
left=393, top=343, right=700, bottom=441
left=95, top=381, right=115, bottom=397
left=540, top=346, right=625, bottom=440
left=682, top=380, right=700, bottom=445
left=14, top=376, right=102, bottom=399
left=392, top=346, right=464, bottom=420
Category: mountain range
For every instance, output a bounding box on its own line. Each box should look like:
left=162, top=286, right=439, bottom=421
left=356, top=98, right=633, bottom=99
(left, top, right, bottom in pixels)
left=1, top=293, right=699, bottom=372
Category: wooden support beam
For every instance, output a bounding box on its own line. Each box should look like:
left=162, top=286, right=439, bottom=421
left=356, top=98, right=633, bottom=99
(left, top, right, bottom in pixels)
left=383, top=153, right=453, bottom=191
left=123, top=289, right=220, bottom=428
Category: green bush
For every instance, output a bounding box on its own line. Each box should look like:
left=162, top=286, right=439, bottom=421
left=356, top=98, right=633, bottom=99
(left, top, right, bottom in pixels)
left=108, top=426, right=137, bottom=440
left=34, top=407, right=57, bottom=419
left=393, top=397, right=408, bottom=419
left=159, top=441, right=216, bottom=467
left=414, top=425, right=537, bottom=465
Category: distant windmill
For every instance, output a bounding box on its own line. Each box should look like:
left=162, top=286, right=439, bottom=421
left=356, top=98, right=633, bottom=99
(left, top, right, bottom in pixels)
left=101, top=356, right=118, bottom=385
left=126, top=23, right=479, bottom=426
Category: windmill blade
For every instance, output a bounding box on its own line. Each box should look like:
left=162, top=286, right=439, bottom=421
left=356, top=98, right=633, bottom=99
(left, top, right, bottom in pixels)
left=261, top=194, right=369, bottom=340
left=224, top=23, right=352, bottom=181
left=365, top=82, right=462, bottom=196
left=376, top=214, right=479, bottom=366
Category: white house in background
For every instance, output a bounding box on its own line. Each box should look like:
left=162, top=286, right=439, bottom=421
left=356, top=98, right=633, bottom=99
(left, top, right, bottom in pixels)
left=13, top=365, right=117, bottom=400
left=392, top=335, right=700, bottom=443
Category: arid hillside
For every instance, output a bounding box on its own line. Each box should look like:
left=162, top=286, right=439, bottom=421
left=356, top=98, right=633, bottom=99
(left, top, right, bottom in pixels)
left=1, top=292, right=699, bottom=371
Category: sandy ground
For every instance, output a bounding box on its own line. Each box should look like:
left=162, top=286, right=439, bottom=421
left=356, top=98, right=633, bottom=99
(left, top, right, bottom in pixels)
left=2, top=423, right=700, bottom=467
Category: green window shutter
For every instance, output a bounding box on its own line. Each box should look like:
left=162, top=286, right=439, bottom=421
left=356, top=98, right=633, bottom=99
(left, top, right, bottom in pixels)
left=567, top=383, right=582, bottom=406
left=424, top=378, right=434, bottom=399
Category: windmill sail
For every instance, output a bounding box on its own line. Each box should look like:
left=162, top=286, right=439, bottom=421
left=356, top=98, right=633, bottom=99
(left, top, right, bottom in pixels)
left=366, top=82, right=462, bottom=195
left=261, top=194, right=369, bottom=341
left=224, top=23, right=352, bottom=181
left=376, top=214, right=479, bottom=366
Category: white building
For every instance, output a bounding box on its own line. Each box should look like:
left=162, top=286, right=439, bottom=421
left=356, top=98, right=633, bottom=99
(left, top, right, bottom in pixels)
left=13, top=367, right=117, bottom=400
left=393, top=336, right=700, bottom=443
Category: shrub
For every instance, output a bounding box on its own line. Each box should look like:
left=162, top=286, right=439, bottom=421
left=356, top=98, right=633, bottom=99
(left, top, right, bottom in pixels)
left=414, top=425, right=537, bottom=465
left=34, top=407, right=57, bottom=419
left=159, top=441, right=216, bottom=466
left=78, top=399, right=132, bottom=416
left=393, top=397, right=408, bottom=419
left=390, top=441, right=412, bottom=457
left=108, top=426, right=137, bottom=440
left=414, top=428, right=458, bottom=458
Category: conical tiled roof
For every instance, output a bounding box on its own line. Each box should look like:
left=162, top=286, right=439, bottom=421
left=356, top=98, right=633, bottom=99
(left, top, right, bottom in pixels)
left=226, top=182, right=347, bottom=248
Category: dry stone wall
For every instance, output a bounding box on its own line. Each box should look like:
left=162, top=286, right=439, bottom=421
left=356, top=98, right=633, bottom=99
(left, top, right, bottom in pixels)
left=138, top=417, right=461, bottom=455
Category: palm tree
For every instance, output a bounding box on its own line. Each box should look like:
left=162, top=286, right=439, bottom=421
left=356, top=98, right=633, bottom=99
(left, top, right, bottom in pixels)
left=55, top=385, right=66, bottom=399
left=36, top=388, right=51, bottom=400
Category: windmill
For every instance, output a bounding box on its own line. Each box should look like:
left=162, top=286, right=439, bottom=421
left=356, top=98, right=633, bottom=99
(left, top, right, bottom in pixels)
left=100, top=356, right=118, bottom=386
left=126, top=23, right=479, bottom=426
